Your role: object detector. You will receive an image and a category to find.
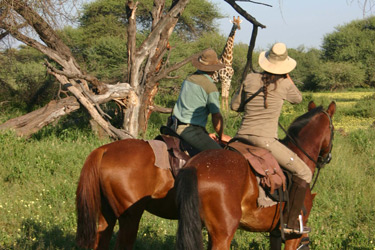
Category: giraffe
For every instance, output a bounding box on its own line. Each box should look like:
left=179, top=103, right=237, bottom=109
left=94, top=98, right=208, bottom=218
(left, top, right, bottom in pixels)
left=212, top=16, right=242, bottom=111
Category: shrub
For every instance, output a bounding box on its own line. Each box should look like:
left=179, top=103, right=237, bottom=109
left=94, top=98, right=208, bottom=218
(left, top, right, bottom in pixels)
left=343, top=94, right=375, bottom=118
left=322, top=16, right=375, bottom=86
left=304, top=61, right=366, bottom=91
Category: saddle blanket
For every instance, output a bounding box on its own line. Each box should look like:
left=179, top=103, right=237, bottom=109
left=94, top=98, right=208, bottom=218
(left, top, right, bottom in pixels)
left=146, top=140, right=170, bottom=170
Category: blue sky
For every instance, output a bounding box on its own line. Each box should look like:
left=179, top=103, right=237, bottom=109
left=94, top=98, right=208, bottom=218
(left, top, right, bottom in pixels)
left=213, top=0, right=367, bottom=50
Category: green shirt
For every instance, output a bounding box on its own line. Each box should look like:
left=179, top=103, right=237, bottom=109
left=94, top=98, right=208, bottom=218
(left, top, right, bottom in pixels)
left=173, top=72, right=220, bottom=127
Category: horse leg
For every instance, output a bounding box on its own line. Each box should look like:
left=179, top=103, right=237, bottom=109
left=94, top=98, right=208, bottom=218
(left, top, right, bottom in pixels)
left=285, top=236, right=310, bottom=250
left=94, top=199, right=117, bottom=250
left=269, top=229, right=282, bottom=250
left=202, top=194, right=241, bottom=250
left=206, top=225, right=237, bottom=250
left=94, top=211, right=116, bottom=249
left=115, top=205, right=145, bottom=250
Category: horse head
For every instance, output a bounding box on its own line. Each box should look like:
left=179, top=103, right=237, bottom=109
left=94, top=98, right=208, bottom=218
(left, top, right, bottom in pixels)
left=283, top=101, right=336, bottom=174
left=309, top=101, right=336, bottom=168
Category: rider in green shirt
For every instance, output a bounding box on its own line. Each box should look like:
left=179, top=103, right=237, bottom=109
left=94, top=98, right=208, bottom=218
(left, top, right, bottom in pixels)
left=172, top=49, right=231, bottom=152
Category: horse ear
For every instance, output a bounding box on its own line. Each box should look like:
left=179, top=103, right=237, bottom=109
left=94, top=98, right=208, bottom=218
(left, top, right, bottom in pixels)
left=327, top=101, right=336, bottom=116
left=308, top=101, right=316, bottom=111
left=311, top=193, right=317, bottom=200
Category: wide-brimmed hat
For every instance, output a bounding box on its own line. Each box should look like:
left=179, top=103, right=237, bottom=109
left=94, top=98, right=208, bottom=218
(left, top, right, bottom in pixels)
left=192, top=49, right=225, bottom=72
left=258, top=43, right=296, bottom=75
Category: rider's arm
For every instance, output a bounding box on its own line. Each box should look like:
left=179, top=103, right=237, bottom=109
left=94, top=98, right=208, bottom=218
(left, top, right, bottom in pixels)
left=211, top=113, right=231, bottom=142
left=285, top=74, right=302, bottom=104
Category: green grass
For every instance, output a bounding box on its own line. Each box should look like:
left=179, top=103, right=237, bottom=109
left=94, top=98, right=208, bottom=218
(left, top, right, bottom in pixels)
left=1, top=91, right=375, bottom=249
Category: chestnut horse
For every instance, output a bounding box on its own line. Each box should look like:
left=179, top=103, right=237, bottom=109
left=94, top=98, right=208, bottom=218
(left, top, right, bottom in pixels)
left=76, top=138, right=179, bottom=249
left=175, top=101, right=336, bottom=250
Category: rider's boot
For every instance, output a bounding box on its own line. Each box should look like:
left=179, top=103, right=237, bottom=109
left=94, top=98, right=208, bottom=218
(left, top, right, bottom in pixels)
left=283, top=176, right=311, bottom=234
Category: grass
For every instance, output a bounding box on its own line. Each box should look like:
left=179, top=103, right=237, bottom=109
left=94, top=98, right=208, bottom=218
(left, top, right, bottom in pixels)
left=0, top=90, right=375, bottom=249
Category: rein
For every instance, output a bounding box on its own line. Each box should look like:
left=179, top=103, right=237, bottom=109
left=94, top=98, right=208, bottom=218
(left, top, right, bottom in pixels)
left=278, top=110, right=334, bottom=191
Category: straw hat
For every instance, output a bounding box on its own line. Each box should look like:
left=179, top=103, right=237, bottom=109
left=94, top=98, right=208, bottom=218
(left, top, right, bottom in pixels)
left=192, top=49, right=225, bottom=72
left=258, top=43, right=296, bottom=75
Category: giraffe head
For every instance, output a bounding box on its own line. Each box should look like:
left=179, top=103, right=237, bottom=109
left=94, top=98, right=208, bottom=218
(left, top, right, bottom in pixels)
left=230, top=16, right=242, bottom=30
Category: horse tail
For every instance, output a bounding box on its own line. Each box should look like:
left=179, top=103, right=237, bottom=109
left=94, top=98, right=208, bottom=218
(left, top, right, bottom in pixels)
left=176, top=167, right=203, bottom=250
left=76, top=147, right=106, bottom=248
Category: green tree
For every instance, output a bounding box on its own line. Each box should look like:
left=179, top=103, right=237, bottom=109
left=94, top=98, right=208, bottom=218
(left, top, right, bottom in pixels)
left=288, top=46, right=322, bottom=87
left=304, top=61, right=366, bottom=91
left=0, top=47, right=57, bottom=109
left=322, top=16, right=375, bottom=87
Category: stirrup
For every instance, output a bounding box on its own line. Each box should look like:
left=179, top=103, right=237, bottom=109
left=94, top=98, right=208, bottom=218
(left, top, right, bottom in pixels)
left=283, top=226, right=311, bottom=234
left=283, top=215, right=311, bottom=234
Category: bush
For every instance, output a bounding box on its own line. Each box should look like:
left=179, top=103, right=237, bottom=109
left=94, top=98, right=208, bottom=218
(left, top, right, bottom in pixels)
left=322, top=16, right=375, bottom=86
left=86, top=36, right=128, bottom=81
left=303, top=61, right=366, bottom=91
left=0, top=48, right=57, bottom=109
left=343, top=94, right=375, bottom=118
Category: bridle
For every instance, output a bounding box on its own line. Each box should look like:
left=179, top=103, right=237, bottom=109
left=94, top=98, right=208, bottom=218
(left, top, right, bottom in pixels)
left=279, top=110, right=334, bottom=191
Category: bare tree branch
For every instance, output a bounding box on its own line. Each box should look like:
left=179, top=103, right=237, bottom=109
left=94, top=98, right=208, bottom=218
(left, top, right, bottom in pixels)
left=44, top=60, right=107, bottom=92
left=7, top=0, right=74, bottom=61
left=235, top=0, right=272, bottom=7
left=224, top=0, right=266, bottom=28
left=241, top=25, right=259, bottom=81
left=150, top=105, right=172, bottom=114
left=152, top=51, right=202, bottom=83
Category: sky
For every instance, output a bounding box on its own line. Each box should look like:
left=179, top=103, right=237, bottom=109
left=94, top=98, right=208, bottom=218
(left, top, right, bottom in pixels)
left=213, top=0, right=368, bottom=50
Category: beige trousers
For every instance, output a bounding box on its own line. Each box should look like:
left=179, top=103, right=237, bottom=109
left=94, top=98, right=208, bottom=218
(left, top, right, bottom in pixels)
left=236, top=134, right=312, bottom=183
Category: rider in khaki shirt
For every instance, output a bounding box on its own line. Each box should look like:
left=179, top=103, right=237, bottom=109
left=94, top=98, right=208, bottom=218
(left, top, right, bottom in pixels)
left=231, top=43, right=311, bottom=235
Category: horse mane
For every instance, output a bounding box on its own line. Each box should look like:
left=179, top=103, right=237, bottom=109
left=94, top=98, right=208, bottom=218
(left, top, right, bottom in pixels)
left=285, top=106, right=324, bottom=140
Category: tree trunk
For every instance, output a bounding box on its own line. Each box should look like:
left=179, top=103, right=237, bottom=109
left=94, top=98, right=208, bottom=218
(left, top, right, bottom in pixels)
left=0, top=96, right=79, bottom=137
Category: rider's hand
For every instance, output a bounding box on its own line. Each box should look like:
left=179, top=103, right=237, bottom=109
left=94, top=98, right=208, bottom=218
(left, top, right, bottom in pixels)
left=220, top=134, right=232, bottom=143
left=209, top=133, right=220, bottom=142
left=209, top=133, right=232, bottom=144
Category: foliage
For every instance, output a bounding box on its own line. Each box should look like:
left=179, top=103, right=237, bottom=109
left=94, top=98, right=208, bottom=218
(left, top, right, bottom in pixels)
left=175, top=0, right=223, bottom=40
left=59, top=0, right=225, bottom=84
left=0, top=47, right=58, bottom=109
left=342, top=93, right=375, bottom=118
left=303, top=61, right=366, bottom=91
left=322, top=16, right=375, bottom=86
left=130, top=0, right=223, bottom=40
left=288, top=46, right=367, bottom=91
left=288, top=47, right=322, bottom=87
left=85, top=36, right=128, bottom=81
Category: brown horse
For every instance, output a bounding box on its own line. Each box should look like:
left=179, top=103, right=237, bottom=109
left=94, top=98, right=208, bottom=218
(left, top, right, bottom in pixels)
left=175, top=101, right=336, bottom=250
left=76, top=137, right=180, bottom=249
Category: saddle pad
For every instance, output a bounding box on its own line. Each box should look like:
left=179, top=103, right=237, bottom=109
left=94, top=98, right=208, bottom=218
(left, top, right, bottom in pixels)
left=147, top=140, right=170, bottom=170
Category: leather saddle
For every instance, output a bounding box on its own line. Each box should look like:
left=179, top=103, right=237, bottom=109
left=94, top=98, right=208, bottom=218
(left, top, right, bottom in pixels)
left=227, top=139, right=290, bottom=202
left=154, top=126, right=200, bottom=177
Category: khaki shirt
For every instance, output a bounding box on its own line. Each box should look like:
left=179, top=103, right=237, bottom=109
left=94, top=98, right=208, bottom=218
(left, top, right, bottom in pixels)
left=232, top=73, right=302, bottom=138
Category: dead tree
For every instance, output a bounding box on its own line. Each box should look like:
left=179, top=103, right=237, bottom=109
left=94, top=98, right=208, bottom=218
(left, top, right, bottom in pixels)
left=0, top=0, right=196, bottom=139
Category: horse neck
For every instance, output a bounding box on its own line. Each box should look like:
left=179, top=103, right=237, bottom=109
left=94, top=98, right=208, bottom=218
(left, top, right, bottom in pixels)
left=286, top=116, right=326, bottom=171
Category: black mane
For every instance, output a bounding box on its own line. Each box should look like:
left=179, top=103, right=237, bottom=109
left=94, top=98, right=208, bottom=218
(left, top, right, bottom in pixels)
left=285, top=106, right=324, bottom=139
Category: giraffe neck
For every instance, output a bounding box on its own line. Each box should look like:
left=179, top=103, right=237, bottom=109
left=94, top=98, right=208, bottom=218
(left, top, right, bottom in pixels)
left=220, top=26, right=238, bottom=66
